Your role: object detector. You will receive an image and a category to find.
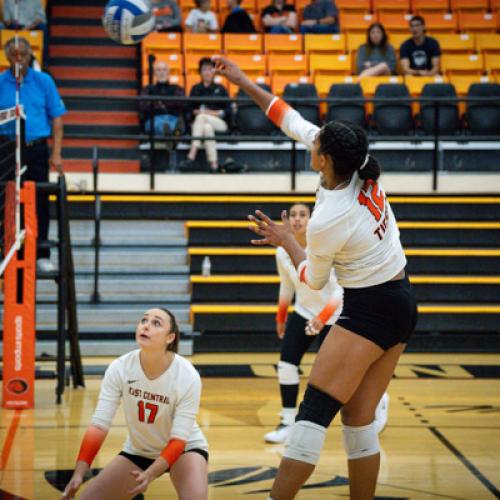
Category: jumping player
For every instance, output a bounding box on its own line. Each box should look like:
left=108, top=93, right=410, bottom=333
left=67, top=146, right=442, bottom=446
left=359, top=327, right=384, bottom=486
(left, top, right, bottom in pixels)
left=62, top=308, right=208, bottom=500
left=213, top=56, right=417, bottom=500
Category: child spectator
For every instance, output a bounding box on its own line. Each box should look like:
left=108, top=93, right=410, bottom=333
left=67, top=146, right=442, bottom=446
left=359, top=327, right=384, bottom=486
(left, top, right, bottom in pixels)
left=185, top=0, right=218, bottom=33
left=262, top=0, right=297, bottom=34
left=356, top=23, right=396, bottom=77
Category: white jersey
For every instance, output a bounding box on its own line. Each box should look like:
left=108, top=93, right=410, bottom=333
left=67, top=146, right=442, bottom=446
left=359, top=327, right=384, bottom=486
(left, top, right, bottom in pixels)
left=91, top=350, right=208, bottom=459
left=267, top=98, right=407, bottom=289
left=276, top=246, right=342, bottom=324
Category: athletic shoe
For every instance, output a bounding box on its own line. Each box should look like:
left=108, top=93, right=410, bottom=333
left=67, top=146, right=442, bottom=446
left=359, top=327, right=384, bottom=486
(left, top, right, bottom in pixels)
left=37, top=258, right=55, bottom=273
left=374, top=392, right=389, bottom=434
left=264, top=423, right=292, bottom=444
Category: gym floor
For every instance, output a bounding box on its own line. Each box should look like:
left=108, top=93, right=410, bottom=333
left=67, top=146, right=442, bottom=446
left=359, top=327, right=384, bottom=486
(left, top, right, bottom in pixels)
left=1, top=352, right=499, bottom=499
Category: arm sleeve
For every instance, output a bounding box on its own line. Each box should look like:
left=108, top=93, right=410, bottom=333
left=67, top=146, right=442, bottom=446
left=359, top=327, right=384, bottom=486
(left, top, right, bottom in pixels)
left=44, top=74, right=66, bottom=120
left=386, top=45, right=397, bottom=73
left=431, top=38, right=441, bottom=57
left=170, top=377, right=202, bottom=441
left=185, top=9, right=195, bottom=26
left=317, top=294, right=341, bottom=323
left=276, top=252, right=295, bottom=323
left=170, top=0, right=181, bottom=25
left=266, top=97, right=319, bottom=150
left=209, top=11, right=218, bottom=30
left=90, top=361, right=122, bottom=430
left=356, top=45, right=366, bottom=74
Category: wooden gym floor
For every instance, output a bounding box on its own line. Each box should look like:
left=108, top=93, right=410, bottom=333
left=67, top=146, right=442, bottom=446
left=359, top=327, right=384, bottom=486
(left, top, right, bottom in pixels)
left=1, top=353, right=499, bottom=499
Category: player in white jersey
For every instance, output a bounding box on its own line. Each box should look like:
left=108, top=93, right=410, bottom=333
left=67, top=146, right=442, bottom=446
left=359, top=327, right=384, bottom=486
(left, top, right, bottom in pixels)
left=265, top=203, right=389, bottom=445
left=62, top=308, right=208, bottom=500
left=213, top=56, right=417, bottom=500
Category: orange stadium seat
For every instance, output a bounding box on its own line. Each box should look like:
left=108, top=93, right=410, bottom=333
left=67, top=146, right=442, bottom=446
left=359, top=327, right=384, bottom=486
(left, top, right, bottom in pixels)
left=304, top=34, right=346, bottom=54
left=271, top=74, right=311, bottom=95
left=389, top=33, right=410, bottom=52
left=335, top=0, right=370, bottom=12
left=359, top=75, right=404, bottom=96
left=434, top=33, right=475, bottom=53
left=310, top=53, right=351, bottom=76
left=484, top=53, right=500, bottom=75
left=264, top=34, right=303, bottom=53
left=224, top=33, right=263, bottom=54
left=142, top=52, right=184, bottom=75
left=340, top=12, right=377, bottom=32
left=346, top=32, right=366, bottom=53
left=458, top=11, right=498, bottom=32
left=423, top=12, right=458, bottom=32
left=256, top=0, right=270, bottom=10
left=378, top=12, right=413, bottom=32
left=1, top=29, right=43, bottom=52
left=185, top=53, right=205, bottom=74
left=373, top=0, right=410, bottom=11
left=0, top=50, right=9, bottom=72
left=314, top=74, right=359, bottom=95
left=475, top=33, right=500, bottom=53
left=441, top=53, right=484, bottom=76
left=229, top=74, right=269, bottom=95
left=229, top=53, right=267, bottom=75
left=449, top=74, right=492, bottom=96
left=411, top=0, right=449, bottom=13
left=142, top=32, right=181, bottom=57
left=142, top=72, right=185, bottom=87
left=184, top=33, right=222, bottom=54
left=405, top=74, right=447, bottom=95
left=450, top=0, right=488, bottom=11
left=268, top=53, right=308, bottom=75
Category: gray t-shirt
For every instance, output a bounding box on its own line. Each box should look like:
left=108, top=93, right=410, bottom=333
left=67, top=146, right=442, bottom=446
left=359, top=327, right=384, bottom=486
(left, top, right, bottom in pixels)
left=303, top=0, right=338, bottom=21
left=356, top=44, right=396, bottom=74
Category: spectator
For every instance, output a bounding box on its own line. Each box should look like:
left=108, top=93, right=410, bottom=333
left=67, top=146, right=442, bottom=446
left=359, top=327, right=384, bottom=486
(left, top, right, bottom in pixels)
left=0, top=37, right=66, bottom=273
left=140, top=61, right=185, bottom=136
left=3, top=0, right=48, bottom=65
left=182, top=58, right=230, bottom=173
left=152, top=0, right=182, bottom=32
left=400, top=15, right=440, bottom=76
left=356, top=23, right=396, bottom=77
left=221, top=0, right=256, bottom=33
left=300, top=0, right=338, bottom=34
left=185, top=0, right=218, bottom=33
left=262, top=0, right=297, bottom=34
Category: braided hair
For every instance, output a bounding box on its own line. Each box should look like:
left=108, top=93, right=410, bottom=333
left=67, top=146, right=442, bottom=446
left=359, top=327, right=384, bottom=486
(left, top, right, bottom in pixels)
left=317, top=120, right=381, bottom=181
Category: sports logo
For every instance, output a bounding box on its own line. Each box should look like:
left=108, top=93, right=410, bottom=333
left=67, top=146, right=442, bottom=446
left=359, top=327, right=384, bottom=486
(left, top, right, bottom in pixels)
left=6, top=378, right=28, bottom=395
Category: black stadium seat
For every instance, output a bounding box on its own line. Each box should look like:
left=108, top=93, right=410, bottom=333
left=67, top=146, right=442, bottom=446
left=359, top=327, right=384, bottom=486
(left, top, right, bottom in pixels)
left=374, top=83, right=413, bottom=135
left=283, top=83, right=320, bottom=126
left=326, top=83, right=366, bottom=129
left=236, top=84, right=276, bottom=135
left=420, top=83, right=460, bottom=135
left=466, top=83, right=500, bottom=135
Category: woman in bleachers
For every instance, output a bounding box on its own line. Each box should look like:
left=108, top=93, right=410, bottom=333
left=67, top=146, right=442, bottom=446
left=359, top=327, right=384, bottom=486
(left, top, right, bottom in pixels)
left=356, top=23, right=396, bottom=78
left=182, top=58, right=230, bottom=173
left=185, top=0, right=218, bottom=33
left=262, top=0, right=297, bottom=34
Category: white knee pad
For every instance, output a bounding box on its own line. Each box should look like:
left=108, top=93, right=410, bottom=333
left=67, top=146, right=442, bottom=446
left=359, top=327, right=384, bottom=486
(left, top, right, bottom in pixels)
left=283, top=420, right=326, bottom=465
left=342, top=422, right=380, bottom=460
left=278, top=361, right=299, bottom=385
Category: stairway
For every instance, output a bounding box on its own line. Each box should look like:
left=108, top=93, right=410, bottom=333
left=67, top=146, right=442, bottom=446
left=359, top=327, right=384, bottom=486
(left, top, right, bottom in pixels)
left=49, top=0, right=141, bottom=173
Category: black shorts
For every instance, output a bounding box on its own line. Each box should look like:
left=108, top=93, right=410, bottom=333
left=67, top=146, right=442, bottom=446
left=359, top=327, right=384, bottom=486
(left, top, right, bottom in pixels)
left=335, top=274, right=418, bottom=351
left=281, top=312, right=331, bottom=366
left=118, top=448, right=209, bottom=472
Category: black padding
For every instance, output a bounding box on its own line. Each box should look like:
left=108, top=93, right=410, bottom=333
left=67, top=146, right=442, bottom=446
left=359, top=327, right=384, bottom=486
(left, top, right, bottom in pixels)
left=327, top=83, right=366, bottom=129
left=296, top=384, right=343, bottom=428
left=374, top=83, right=413, bottom=135
left=236, top=84, right=276, bottom=134
left=420, top=83, right=460, bottom=135
left=283, top=83, right=321, bottom=126
left=467, top=83, right=500, bottom=135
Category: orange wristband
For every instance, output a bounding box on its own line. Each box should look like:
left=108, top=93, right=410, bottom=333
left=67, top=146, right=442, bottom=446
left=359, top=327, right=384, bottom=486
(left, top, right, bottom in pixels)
left=160, top=439, right=186, bottom=468
left=276, top=300, right=289, bottom=324
left=317, top=298, right=339, bottom=324
left=77, top=426, right=106, bottom=466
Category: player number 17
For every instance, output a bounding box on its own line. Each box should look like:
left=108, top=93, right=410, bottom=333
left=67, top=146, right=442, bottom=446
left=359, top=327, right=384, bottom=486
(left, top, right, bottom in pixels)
left=137, top=400, right=159, bottom=424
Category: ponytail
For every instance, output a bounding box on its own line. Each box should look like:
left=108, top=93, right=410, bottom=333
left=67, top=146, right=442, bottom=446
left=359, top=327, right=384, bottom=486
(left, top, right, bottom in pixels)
left=357, top=154, right=381, bottom=181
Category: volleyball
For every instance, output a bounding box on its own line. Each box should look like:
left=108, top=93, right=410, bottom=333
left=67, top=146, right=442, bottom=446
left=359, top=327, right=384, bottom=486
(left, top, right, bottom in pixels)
left=102, top=0, right=155, bottom=45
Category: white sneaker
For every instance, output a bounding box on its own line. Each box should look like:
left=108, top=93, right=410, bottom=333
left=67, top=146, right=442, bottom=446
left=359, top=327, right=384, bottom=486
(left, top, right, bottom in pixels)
left=374, top=392, right=390, bottom=434
left=37, top=258, right=55, bottom=273
left=264, top=423, right=292, bottom=444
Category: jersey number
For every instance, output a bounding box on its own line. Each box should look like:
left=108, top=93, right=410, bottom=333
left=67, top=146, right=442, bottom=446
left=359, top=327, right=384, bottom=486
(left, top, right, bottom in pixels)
left=138, top=401, right=159, bottom=424
left=358, top=180, right=386, bottom=221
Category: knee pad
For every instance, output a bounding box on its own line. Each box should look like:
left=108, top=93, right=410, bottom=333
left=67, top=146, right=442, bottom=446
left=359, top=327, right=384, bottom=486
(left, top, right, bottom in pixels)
left=296, top=384, right=343, bottom=428
left=342, top=422, right=380, bottom=460
left=283, top=420, right=326, bottom=466
left=278, top=361, right=299, bottom=385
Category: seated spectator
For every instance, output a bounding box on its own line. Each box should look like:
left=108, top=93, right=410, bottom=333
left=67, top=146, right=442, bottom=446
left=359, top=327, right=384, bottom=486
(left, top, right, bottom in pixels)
left=182, top=58, right=230, bottom=173
left=262, top=0, right=297, bottom=34
left=140, top=61, right=185, bottom=136
left=221, top=0, right=256, bottom=33
left=300, top=0, right=338, bottom=34
left=356, top=23, right=396, bottom=77
left=152, top=0, right=182, bottom=32
left=400, top=15, right=440, bottom=76
left=185, top=0, right=218, bottom=33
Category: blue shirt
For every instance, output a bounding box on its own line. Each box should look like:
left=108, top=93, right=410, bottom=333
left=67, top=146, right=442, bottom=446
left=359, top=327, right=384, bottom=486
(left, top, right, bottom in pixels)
left=0, top=67, right=66, bottom=142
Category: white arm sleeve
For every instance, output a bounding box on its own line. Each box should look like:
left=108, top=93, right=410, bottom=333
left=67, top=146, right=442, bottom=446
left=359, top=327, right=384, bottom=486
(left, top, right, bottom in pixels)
left=91, top=362, right=122, bottom=430
left=170, top=377, right=202, bottom=441
left=276, top=251, right=295, bottom=304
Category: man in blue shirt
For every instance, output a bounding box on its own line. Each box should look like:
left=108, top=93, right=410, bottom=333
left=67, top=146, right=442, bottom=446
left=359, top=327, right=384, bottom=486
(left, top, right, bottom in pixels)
left=0, top=37, right=66, bottom=272
left=300, top=0, right=338, bottom=34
